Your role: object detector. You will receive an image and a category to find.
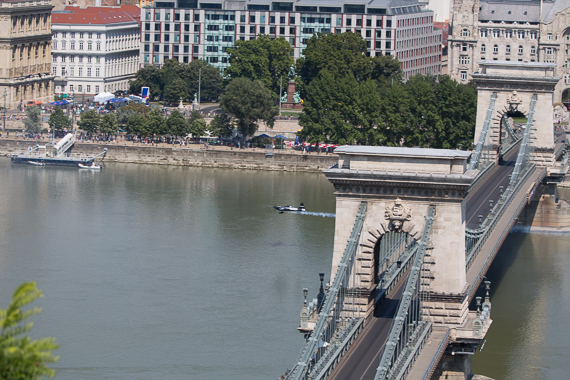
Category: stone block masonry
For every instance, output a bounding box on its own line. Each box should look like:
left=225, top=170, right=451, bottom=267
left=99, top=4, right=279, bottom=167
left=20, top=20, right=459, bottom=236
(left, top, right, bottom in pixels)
left=0, top=139, right=338, bottom=173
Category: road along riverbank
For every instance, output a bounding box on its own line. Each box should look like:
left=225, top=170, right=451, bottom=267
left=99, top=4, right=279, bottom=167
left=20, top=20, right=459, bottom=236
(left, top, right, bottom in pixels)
left=0, top=138, right=338, bottom=173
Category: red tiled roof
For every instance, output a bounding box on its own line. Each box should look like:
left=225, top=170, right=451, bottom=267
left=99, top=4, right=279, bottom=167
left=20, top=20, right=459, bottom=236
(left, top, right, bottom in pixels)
left=56, top=5, right=141, bottom=25
left=52, top=11, right=138, bottom=25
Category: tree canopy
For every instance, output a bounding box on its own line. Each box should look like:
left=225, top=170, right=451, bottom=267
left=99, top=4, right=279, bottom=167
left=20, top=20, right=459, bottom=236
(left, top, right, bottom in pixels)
left=0, top=282, right=59, bottom=380
left=129, top=59, right=223, bottom=102
left=225, top=35, right=294, bottom=98
left=23, top=106, right=42, bottom=133
left=220, top=77, right=278, bottom=142
left=99, top=113, right=119, bottom=136
left=299, top=74, right=477, bottom=149
left=48, top=107, right=71, bottom=131
left=296, top=32, right=402, bottom=93
left=78, top=110, right=100, bottom=134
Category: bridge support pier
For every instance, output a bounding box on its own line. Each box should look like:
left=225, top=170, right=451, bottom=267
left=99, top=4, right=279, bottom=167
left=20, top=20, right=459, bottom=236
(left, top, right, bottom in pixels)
left=430, top=353, right=473, bottom=380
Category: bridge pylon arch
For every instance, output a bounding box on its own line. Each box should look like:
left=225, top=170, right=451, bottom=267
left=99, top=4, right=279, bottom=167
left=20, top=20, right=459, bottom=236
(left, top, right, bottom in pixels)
left=472, top=61, right=559, bottom=166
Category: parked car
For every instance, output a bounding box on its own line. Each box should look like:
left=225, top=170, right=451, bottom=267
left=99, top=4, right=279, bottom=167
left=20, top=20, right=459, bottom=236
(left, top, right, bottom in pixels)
left=25, top=100, right=42, bottom=107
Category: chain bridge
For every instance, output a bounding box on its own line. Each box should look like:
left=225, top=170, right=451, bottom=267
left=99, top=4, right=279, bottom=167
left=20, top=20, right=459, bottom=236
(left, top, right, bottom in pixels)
left=280, top=61, right=567, bottom=380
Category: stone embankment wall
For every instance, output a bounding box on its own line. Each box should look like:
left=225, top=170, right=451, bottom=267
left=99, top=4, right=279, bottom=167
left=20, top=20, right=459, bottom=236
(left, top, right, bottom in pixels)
left=515, top=182, right=570, bottom=232
left=0, top=139, right=337, bottom=173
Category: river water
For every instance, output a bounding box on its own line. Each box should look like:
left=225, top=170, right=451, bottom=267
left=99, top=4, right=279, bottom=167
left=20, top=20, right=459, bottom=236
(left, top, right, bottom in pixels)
left=0, top=158, right=568, bottom=379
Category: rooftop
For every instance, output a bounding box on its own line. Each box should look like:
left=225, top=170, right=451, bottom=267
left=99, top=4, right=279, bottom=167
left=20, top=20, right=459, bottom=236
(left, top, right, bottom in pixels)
left=334, top=146, right=472, bottom=159
left=52, top=6, right=140, bottom=25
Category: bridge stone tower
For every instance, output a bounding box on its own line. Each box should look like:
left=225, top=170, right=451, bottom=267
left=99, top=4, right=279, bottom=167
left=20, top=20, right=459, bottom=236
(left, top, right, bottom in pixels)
left=324, top=147, right=476, bottom=324
left=472, top=61, right=559, bottom=166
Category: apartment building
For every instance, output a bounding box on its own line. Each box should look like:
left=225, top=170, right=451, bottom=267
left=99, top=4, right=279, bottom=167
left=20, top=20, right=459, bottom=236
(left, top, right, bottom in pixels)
left=51, top=5, right=140, bottom=97
left=0, top=0, right=54, bottom=109
left=141, top=0, right=443, bottom=80
left=448, top=0, right=570, bottom=102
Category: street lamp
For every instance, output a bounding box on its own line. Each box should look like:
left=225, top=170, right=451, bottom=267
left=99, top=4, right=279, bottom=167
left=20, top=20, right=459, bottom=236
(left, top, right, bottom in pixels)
left=3, top=88, right=6, bottom=131
left=197, top=66, right=202, bottom=111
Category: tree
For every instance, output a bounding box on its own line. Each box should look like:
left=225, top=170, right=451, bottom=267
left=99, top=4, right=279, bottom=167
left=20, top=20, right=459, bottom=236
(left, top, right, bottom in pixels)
left=128, top=65, right=164, bottom=101
left=99, top=113, right=119, bottom=136
left=208, top=113, right=234, bottom=138
left=164, top=78, right=189, bottom=103
left=225, top=35, right=294, bottom=98
left=166, top=109, right=189, bottom=137
left=48, top=106, right=71, bottom=131
left=296, top=32, right=402, bottom=93
left=126, top=113, right=147, bottom=136
left=23, top=106, right=42, bottom=134
left=0, top=282, right=59, bottom=379
left=182, top=60, right=224, bottom=101
left=299, top=71, right=383, bottom=146
left=220, top=77, right=278, bottom=143
left=78, top=110, right=100, bottom=134
left=144, top=108, right=166, bottom=136
left=117, top=103, right=150, bottom=128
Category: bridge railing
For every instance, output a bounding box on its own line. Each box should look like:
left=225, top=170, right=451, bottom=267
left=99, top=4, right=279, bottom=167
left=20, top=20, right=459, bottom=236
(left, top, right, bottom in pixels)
left=374, top=205, right=436, bottom=380
left=469, top=92, right=497, bottom=171
left=466, top=94, right=539, bottom=269
left=286, top=202, right=367, bottom=380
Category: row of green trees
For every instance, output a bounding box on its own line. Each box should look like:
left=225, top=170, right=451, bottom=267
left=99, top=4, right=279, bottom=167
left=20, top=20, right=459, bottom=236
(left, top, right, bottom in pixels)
left=128, top=60, right=223, bottom=103
left=299, top=73, right=477, bottom=149
left=123, top=32, right=478, bottom=148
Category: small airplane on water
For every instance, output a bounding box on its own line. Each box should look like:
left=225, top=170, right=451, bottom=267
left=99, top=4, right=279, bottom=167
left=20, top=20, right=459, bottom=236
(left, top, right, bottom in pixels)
left=274, top=203, right=306, bottom=213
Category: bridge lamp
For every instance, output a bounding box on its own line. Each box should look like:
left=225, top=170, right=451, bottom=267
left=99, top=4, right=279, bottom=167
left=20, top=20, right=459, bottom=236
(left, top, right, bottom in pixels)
left=317, top=273, right=325, bottom=313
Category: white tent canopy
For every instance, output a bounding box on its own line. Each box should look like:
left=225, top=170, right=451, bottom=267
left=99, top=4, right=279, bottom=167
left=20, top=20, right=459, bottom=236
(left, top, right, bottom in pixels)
left=94, top=92, right=114, bottom=103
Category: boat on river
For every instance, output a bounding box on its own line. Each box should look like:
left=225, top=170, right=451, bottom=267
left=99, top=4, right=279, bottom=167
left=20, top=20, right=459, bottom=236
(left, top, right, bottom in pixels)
left=274, top=203, right=306, bottom=213
left=11, top=133, right=107, bottom=167
left=78, top=163, right=102, bottom=170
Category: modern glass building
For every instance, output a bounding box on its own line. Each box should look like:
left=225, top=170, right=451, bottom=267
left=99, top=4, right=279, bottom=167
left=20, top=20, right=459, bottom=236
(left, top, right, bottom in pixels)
left=140, top=0, right=443, bottom=79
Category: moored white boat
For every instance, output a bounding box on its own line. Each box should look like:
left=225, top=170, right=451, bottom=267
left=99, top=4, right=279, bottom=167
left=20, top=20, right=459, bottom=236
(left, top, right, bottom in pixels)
left=78, top=163, right=102, bottom=170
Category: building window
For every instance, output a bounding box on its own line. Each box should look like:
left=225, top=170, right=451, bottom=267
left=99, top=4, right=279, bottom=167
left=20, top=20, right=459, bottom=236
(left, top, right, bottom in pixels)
left=96, top=68, right=100, bottom=77
left=87, top=68, right=91, bottom=76
left=69, top=85, right=74, bottom=92
left=546, top=47, right=553, bottom=55
left=460, top=71, right=467, bottom=81
left=530, top=31, right=537, bottom=40
left=86, top=85, right=91, bottom=93
left=492, top=29, right=500, bottom=38
left=95, top=85, right=99, bottom=93
left=70, top=67, right=74, bottom=76
left=481, top=44, right=486, bottom=54
left=531, top=45, right=536, bottom=55
left=493, top=44, right=498, bottom=54
left=80, top=32, right=84, bottom=38
left=78, top=67, right=82, bottom=76
left=79, top=42, right=83, bottom=50
left=97, top=33, right=101, bottom=39
left=506, top=45, right=511, bottom=55
left=70, top=41, right=75, bottom=50
left=459, top=56, right=470, bottom=65
left=96, top=42, right=101, bottom=51
left=78, top=85, right=82, bottom=92
left=462, top=43, right=468, bottom=52
left=53, top=41, right=57, bottom=49
left=547, top=33, right=553, bottom=40
left=518, top=45, right=523, bottom=55
left=480, top=29, right=487, bottom=38
left=61, top=67, right=66, bottom=76
left=505, top=30, right=512, bottom=39
left=461, top=29, right=470, bottom=37
left=518, top=30, right=524, bottom=39
left=87, top=42, right=92, bottom=50
left=87, top=56, right=92, bottom=63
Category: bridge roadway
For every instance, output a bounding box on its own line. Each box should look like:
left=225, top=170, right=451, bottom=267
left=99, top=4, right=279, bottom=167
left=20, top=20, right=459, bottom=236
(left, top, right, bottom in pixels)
left=322, top=145, right=526, bottom=380
left=327, top=274, right=408, bottom=380
left=465, top=144, right=519, bottom=229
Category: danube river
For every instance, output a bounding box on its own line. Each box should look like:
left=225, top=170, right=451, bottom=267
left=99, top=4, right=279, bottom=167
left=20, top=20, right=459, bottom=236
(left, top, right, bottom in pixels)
left=0, top=158, right=568, bottom=379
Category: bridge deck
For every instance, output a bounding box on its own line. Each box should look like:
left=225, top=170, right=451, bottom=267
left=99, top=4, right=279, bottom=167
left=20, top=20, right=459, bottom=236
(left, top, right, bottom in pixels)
left=405, top=328, right=450, bottom=380
left=465, top=146, right=519, bottom=228
left=466, top=168, right=545, bottom=301
left=327, top=276, right=408, bottom=380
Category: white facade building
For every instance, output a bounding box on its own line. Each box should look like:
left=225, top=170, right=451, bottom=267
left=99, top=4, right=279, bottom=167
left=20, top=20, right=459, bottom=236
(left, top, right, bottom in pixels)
left=51, top=5, right=140, bottom=97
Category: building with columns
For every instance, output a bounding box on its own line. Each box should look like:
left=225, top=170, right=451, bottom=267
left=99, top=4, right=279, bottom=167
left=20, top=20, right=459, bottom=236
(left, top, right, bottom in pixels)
left=448, top=0, right=570, bottom=104
left=142, top=0, right=443, bottom=81
left=51, top=5, right=140, bottom=98
left=0, top=0, right=54, bottom=109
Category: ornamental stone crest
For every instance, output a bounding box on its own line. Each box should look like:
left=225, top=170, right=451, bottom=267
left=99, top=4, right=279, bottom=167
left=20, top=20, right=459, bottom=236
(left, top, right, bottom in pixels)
left=507, top=91, right=522, bottom=112
left=385, top=198, right=412, bottom=231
